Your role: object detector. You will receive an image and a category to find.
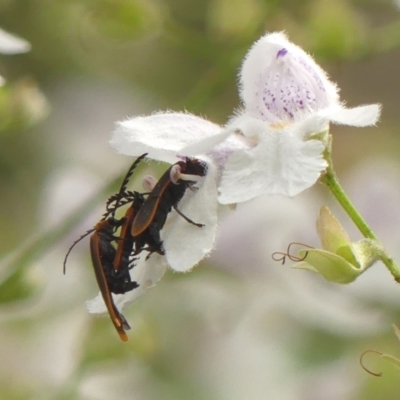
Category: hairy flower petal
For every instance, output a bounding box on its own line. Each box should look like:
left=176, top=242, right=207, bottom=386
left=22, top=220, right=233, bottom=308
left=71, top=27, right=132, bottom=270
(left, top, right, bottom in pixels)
left=320, top=104, right=381, bottom=127
left=111, top=112, right=222, bottom=164
left=219, top=124, right=327, bottom=203
left=162, top=158, right=218, bottom=272
left=86, top=253, right=168, bottom=314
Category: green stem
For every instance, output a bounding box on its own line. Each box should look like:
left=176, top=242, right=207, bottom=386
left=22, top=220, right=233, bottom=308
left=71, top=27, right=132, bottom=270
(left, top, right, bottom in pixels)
left=321, top=168, right=377, bottom=241
left=320, top=139, right=400, bottom=282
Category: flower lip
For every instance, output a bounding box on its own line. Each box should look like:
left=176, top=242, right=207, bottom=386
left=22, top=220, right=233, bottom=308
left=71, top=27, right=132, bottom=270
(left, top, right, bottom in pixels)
left=161, top=155, right=218, bottom=272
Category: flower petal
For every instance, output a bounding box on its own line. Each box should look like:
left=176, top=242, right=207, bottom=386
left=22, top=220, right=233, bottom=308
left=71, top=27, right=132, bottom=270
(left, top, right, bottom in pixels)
left=86, top=252, right=168, bottom=314
left=227, top=111, right=329, bottom=140
left=226, top=112, right=277, bottom=137
left=179, top=129, right=231, bottom=156
left=321, top=104, right=381, bottom=127
left=110, top=112, right=222, bottom=164
left=218, top=126, right=327, bottom=203
left=162, top=158, right=218, bottom=272
left=0, top=28, right=30, bottom=54
left=179, top=128, right=248, bottom=168
left=239, top=31, right=339, bottom=124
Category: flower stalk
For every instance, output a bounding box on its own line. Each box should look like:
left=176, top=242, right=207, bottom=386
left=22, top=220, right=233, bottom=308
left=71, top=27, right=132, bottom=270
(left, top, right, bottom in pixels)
left=320, top=136, right=400, bottom=282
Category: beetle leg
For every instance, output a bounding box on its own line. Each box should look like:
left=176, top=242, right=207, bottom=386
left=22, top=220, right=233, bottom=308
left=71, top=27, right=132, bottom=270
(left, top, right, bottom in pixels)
left=170, top=164, right=202, bottom=185
left=187, top=182, right=199, bottom=191
left=178, top=174, right=202, bottom=182
left=173, top=206, right=205, bottom=227
left=119, top=314, right=131, bottom=331
left=148, top=224, right=166, bottom=254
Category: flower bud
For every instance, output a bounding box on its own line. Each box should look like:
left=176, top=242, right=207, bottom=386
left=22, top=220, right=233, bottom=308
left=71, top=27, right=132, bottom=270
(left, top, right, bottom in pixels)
left=293, top=206, right=379, bottom=284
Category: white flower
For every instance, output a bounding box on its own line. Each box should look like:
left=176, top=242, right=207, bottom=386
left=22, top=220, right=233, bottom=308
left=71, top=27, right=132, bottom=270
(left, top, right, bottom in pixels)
left=90, top=112, right=232, bottom=314
left=0, top=27, right=30, bottom=86
left=183, top=32, right=381, bottom=203
left=110, top=112, right=242, bottom=271
left=0, top=27, right=30, bottom=55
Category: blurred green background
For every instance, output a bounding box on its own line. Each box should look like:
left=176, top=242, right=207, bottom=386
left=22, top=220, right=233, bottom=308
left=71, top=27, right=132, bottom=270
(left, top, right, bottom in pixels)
left=2, top=0, right=400, bottom=399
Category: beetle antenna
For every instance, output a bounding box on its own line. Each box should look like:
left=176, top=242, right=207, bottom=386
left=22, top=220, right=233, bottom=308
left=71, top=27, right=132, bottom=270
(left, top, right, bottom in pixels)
left=104, top=153, right=148, bottom=218
left=119, top=153, right=148, bottom=198
left=63, top=228, right=95, bottom=274
left=173, top=206, right=204, bottom=227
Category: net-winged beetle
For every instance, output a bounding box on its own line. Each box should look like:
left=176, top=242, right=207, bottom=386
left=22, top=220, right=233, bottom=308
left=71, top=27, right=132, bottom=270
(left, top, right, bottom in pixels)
left=63, top=155, right=207, bottom=340
left=63, top=153, right=147, bottom=341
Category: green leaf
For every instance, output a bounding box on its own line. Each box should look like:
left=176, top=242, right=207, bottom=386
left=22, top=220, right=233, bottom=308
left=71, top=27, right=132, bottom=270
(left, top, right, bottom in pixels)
left=380, top=353, right=400, bottom=372
left=294, top=249, right=361, bottom=284
left=317, top=206, right=351, bottom=254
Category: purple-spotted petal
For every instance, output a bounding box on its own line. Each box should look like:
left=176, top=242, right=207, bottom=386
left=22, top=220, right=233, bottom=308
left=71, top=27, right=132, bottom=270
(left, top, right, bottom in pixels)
left=240, top=32, right=339, bottom=124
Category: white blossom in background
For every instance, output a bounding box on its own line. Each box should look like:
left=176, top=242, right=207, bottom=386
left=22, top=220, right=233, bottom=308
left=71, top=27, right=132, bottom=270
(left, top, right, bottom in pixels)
left=182, top=32, right=381, bottom=203
left=0, top=27, right=30, bottom=54
left=0, top=27, right=30, bottom=85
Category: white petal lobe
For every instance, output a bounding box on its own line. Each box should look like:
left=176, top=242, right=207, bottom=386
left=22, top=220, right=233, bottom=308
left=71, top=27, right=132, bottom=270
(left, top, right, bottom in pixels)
left=322, top=104, right=381, bottom=127
left=218, top=130, right=327, bottom=203
left=162, top=159, right=218, bottom=272
left=111, top=112, right=221, bottom=164
left=86, top=253, right=168, bottom=314
left=180, top=130, right=231, bottom=156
